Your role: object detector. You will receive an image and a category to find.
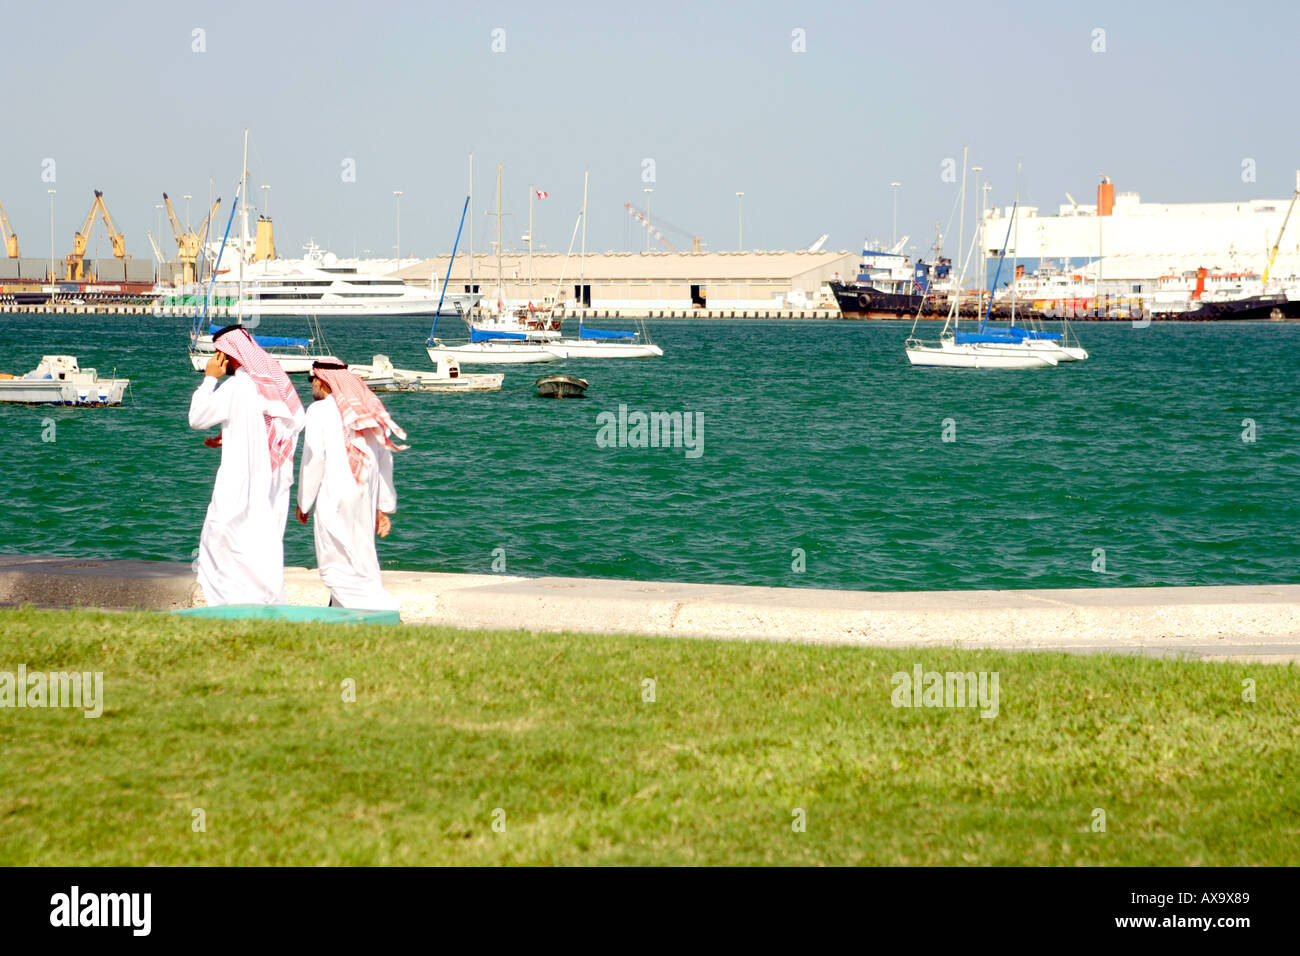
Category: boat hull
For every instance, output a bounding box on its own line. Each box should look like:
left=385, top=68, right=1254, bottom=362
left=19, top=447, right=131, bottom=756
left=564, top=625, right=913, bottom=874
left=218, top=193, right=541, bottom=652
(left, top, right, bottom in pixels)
left=425, top=344, right=559, bottom=365
left=906, top=342, right=1056, bottom=369
left=543, top=341, right=664, bottom=359
left=831, top=280, right=935, bottom=318
left=188, top=350, right=341, bottom=374
left=0, top=379, right=128, bottom=405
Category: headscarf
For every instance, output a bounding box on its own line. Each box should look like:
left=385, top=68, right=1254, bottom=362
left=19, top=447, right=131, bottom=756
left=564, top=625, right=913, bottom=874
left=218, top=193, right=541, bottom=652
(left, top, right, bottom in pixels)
left=213, top=325, right=305, bottom=471
left=310, top=361, right=408, bottom=484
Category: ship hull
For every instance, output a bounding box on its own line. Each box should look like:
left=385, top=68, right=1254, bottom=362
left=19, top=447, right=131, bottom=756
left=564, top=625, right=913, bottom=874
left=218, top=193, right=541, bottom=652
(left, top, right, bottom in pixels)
left=830, top=281, right=935, bottom=319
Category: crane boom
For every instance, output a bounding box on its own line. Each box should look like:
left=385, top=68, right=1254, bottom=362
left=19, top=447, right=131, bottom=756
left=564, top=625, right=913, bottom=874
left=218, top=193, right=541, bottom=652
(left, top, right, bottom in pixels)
left=0, top=200, right=17, bottom=257
left=624, top=202, right=678, bottom=252
left=1263, top=172, right=1300, bottom=284
left=64, top=190, right=128, bottom=279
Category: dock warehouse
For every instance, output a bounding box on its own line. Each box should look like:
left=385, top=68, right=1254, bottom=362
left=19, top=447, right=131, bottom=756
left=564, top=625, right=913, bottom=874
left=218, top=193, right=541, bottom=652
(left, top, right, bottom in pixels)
left=395, top=250, right=858, bottom=311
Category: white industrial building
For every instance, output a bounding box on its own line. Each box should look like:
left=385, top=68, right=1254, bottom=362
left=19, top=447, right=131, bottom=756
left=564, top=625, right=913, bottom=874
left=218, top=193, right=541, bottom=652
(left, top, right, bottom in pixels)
left=979, top=177, right=1300, bottom=287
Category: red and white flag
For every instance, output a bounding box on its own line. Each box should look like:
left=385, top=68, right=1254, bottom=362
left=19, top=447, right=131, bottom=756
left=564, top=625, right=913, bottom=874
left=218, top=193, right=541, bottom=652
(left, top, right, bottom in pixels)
left=535, top=189, right=549, bottom=199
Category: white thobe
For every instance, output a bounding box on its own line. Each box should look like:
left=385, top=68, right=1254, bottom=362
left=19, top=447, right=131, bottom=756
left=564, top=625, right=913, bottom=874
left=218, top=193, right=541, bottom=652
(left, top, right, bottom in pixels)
left=188, top=370, right=294, bottom=605
left=298, top=394, right=399, bottom=611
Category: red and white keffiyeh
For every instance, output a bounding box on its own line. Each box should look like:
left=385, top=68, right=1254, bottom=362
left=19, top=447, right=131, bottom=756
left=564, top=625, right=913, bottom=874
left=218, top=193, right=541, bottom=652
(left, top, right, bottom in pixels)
left=214, top=327, right=304, bottom=470
left=311, top=363, right=408, bottom=484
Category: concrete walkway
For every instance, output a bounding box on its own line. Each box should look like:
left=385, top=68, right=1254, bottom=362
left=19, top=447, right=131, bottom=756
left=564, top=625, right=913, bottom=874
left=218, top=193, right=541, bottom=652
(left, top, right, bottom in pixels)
left=3, top=554, right=1299, bottom=661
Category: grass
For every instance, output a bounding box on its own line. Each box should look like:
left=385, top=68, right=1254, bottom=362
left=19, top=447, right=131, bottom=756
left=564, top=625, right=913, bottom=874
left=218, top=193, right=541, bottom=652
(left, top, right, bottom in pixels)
left=0, top=607, right=1297, bottom=865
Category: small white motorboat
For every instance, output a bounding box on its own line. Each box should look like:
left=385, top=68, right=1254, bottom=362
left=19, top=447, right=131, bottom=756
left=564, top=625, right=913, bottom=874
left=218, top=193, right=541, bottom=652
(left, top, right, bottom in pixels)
left=543, top=340, right=664, bottom=359
left=0, top=355, right=130, bottom=405
left=350, top=354, right=503, bottom=393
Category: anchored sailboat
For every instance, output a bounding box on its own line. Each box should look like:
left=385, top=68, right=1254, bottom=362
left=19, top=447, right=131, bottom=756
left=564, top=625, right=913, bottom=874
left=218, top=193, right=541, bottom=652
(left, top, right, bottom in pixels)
left=426, top=164, right=561, bottom=366
left=906, top=156, right=1085, bottom=369
left=541, top=170, right=664, bottom=360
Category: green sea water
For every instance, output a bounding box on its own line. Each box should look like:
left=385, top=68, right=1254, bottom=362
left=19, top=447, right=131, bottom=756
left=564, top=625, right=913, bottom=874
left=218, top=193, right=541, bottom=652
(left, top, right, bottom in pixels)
left=1, top=313, right=1297, bottom=593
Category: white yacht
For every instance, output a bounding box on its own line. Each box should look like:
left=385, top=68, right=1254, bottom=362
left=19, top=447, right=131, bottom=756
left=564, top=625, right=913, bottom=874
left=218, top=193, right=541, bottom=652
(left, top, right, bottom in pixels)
left=166, top=241, right=480, bottom=319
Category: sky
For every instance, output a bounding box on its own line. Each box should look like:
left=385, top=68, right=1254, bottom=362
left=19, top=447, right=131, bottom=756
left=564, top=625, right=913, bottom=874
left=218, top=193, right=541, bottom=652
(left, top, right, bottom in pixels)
left=3, top=0, right=1299, bottom=265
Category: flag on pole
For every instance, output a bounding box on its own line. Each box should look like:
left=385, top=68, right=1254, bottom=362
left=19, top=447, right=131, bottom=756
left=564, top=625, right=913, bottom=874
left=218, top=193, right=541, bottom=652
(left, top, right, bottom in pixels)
left=535, top=190, right=549, bottom=199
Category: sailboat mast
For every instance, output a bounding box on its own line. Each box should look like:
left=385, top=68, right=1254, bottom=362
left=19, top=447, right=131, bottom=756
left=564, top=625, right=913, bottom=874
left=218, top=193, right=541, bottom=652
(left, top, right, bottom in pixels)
left=954, top=146, right=968, bottom=324
left=528, top=182, right=534, bottom=298
left=581, top=169, right=588, bottom=312
left=1012, top=161, right=1021, bottom=324
left=468, top=153, right=474, bottom=294
left=496, top=163, right=503, bottom=316
left=239, top=127, right=248, bottom=324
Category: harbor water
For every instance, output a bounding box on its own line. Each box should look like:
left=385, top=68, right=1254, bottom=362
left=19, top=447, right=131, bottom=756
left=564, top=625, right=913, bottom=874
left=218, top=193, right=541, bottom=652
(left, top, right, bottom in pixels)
left=1, top=314, right=1297, bottom=593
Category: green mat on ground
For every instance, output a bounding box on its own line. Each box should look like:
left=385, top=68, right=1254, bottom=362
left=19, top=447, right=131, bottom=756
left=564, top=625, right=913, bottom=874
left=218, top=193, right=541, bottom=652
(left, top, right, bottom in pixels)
left=173, top=605, right=400, bottom=625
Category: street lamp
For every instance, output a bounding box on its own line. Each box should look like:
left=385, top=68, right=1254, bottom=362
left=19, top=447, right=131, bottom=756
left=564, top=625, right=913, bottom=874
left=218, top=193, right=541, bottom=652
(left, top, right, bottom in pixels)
left=393, top=190, right=403, bottom=264
left=736, top=191, right=744, bottom=251
left=890, top=182, right=901, bottom=247
left=47, top=189, right=55, bottom=283
left=644, top=188, right=653, bottom=252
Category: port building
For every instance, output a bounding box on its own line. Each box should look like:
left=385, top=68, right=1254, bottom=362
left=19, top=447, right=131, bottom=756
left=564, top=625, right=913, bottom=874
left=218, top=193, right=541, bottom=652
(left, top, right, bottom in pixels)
left=395, top=250, right=858, bottom=310
left=980, top=177, right=1300, bottom=285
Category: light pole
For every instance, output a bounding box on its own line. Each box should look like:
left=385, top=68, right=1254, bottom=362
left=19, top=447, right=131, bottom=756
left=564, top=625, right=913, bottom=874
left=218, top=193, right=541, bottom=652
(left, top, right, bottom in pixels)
left=47, top=189, right=55, bottom=282
left=393, top=190, right=403, bottom=264
left=644, top=188, right=653, bottom=252
left=736, top=191, right=744, bottom=251
left=890, top=182, right=901, bottom=247
left=184, top=194, right=192, bottom=236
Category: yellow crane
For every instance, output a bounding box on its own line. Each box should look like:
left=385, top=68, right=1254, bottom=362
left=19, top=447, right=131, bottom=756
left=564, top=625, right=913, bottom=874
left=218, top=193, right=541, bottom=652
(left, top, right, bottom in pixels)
left=64, top=190, right=128, bottom=280
left=0, top=200, right=17, bottom=257
left=163, top=192, right=221, bottom=285
left=1263, top=171, right=1300, bottom=284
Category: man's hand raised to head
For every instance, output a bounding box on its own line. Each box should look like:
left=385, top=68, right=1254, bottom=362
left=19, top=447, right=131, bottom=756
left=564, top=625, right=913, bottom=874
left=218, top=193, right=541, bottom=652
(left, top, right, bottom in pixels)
left=204, top=352, right=228, bottom=378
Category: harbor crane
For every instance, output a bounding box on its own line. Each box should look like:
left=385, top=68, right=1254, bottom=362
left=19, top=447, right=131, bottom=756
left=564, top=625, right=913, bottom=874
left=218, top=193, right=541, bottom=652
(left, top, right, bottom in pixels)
left=64, top=190, right=128, bottom=280
left=624, top=202, right=704, bottom=253
left=163, top=192, right=222, bottom=284
left=0, top=201, right=17, bottom=257
left=1262, top=170, right=1300, bottom=284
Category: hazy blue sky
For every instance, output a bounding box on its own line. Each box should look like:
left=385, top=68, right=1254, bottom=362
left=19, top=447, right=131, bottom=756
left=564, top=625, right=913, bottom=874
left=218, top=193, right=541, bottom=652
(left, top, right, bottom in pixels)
left=3, top=0, right=1298, bottom=264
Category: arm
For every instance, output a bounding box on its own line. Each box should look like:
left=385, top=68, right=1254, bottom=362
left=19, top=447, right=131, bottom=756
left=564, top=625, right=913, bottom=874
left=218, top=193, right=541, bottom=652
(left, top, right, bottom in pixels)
left=376, top=443, right=396, bottom=514
left=188, top=375, right=232, bottom=431
left=297, top=409, right=325, bottom=517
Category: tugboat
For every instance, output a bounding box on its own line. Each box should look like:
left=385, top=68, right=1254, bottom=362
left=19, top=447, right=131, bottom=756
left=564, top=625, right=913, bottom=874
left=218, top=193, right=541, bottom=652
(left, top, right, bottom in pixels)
left=831, top=240, right=949, bottom=319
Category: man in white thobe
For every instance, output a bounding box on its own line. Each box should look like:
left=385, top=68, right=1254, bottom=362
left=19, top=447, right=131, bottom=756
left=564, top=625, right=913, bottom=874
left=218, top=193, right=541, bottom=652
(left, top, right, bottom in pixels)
left=189, top=325, right=304, bottom=605
left=296, top=361, right=405, bottom=611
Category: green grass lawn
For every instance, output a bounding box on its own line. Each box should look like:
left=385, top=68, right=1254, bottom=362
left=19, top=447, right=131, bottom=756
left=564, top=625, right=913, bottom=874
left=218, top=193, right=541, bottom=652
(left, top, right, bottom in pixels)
left=0, top=607, right=1297, bottom=865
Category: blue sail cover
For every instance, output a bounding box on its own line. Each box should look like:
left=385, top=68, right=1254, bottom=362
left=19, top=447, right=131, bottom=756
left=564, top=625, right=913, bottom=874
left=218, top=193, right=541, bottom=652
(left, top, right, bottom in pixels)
left=207, top=325, right=310, bottom=348
left=579, top=327, right=636, bottom=340
left=470, top=327, right=529, bottom=342
left=956, top=327, right=1063, bottom=345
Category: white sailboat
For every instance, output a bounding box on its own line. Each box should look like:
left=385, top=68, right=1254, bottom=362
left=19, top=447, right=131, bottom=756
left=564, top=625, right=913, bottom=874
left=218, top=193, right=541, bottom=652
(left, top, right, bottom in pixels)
left=540, top=170, right=664, bottom=360
left=906, top=155, right=1083, bottom=369
left=425, top=161, right=561, bottom=366
left=188, top=129, right=340, bottom=373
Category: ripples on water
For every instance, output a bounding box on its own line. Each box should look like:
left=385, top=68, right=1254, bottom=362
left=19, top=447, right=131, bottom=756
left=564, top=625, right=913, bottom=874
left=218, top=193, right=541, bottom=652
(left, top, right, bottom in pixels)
left=1, top=314, right=1297, bottom=592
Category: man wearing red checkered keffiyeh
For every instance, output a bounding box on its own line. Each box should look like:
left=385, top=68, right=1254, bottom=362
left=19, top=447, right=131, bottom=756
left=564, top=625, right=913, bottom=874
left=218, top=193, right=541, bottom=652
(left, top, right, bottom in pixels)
left=188, top=325, right=306, bottom=606
left=296, top=361, right=404, bottom=612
